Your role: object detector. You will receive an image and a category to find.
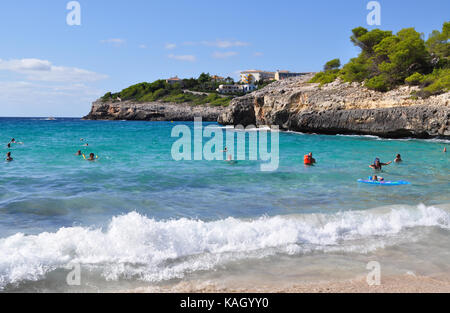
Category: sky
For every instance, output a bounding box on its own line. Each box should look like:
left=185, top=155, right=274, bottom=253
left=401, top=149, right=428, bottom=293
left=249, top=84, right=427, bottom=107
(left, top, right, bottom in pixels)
left=0, top=0, right=448, bottom=117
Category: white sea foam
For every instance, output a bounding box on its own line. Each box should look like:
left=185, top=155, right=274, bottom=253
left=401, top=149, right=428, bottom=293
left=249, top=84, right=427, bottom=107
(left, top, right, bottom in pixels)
left=0, top=204, right=448, bottom=288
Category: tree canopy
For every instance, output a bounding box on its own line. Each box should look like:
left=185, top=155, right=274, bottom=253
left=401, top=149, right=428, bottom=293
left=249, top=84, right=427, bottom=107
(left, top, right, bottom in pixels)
left=310, top=21, right=450, bottom=97
left=100, top=73, right=236, bottom=106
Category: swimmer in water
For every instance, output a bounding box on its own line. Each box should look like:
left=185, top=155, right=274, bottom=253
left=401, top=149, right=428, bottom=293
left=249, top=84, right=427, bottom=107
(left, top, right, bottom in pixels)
left=75, top=150, right=82, bottom=156
left=370, top=158, right=391, bottom=170
left=7, top=143, right=11, bottom=149
left=444, top=147, right=447, bottom=153
left=6, top=152, right=13, bottom=162
left=83, top=153, right=98, bottom=161
left=304, top=152, right=316, bottom=166
left=222, top=147, right=228, bottom=153
left=394, top=154, right=402, bottom=163
left=10, top=138, right=23, bottom=145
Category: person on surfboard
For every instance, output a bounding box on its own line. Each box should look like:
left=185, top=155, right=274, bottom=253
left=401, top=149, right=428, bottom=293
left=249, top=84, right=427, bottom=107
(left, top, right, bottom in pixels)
left=371, top=175, right=384, bottom=182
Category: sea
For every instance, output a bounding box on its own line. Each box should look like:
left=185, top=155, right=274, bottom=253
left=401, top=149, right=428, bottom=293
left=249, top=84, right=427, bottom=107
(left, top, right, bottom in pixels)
left=0, top=117, right=449, bottom=292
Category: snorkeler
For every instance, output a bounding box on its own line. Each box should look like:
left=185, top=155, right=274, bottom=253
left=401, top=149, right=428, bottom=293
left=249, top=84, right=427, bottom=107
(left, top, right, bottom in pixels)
left=394, top=154, right=402, bottom=163
left=304, top=153, right=316, bottom=165
left=6, top=152, right=13, bottom=162
left=370, top=158, right=391, bottom=170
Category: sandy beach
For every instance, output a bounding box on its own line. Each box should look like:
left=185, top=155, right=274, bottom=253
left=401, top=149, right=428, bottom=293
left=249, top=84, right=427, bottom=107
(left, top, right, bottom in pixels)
left=131, top=274, right=450, bottom=293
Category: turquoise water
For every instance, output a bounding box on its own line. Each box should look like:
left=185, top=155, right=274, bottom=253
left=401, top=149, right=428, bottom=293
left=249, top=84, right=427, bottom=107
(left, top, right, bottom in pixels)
left=0, top=118, right=449, bottom=292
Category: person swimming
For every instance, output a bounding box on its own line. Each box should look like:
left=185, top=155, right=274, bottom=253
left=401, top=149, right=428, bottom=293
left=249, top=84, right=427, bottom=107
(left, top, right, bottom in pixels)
left=6, top=152, right=13, bottom=162
left=445, top=147, right=447, bottom=153
left=9, top=138, right=23, bottom=145
left=85, top=153, right=98, bottom=161
left=394, top=154, right=402, bottom=163
left=75, top=150, right=82, bottom=156
left=370, top=158, right=391, bottom=170
left=304, top=152, right=316, bottom=165
left=371, top=175, right=384, bottom=182
left=82, top=153, right=98, bottom=161
left=7, top=143, right=11, bottom=149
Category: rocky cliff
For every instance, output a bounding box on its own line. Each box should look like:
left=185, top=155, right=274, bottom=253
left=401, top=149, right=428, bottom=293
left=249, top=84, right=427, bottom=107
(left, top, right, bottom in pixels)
left=218, top=75, right=450, bottom=138
left=84, top=100, right=226, bottom=121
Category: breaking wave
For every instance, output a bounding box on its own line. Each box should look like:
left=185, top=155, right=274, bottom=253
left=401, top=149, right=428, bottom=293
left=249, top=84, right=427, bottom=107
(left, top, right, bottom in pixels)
left=0, top=204, right=448, bottom=288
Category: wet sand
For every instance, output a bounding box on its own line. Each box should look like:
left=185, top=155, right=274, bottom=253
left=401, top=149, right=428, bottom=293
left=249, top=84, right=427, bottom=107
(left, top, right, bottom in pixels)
left=131, top=274, right=450, bottom=293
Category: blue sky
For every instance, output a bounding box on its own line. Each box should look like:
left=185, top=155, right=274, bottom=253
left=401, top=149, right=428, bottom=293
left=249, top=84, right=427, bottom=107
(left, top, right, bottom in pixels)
left=0, top=0, right=448, bottom=117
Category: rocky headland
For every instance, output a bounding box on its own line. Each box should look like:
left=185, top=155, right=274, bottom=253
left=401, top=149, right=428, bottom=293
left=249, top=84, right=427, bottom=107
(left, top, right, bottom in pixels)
left=218, top=75, right=450, bottom=138
left=84, top=100, right=226, bottom=122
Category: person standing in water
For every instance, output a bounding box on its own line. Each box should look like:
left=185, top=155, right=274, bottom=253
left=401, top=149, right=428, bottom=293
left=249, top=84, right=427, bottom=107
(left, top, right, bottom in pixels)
left=6, top=152, right=13, bottom=162
left=444, top=147, right=447, bottom=153
left=304, top=153, right=316, bottom=166
left=394, top=154, right=403, bottom=163
left=370, top=158, right=392, bottom=170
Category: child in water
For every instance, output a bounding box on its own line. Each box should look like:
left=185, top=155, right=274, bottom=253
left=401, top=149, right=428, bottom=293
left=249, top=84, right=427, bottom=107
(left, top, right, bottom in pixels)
left=82, top=153, right=98, bottom=161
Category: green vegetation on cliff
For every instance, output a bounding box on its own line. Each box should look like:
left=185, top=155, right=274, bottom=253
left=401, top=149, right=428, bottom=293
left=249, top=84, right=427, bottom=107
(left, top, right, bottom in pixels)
left=100, top=73, right=235, bottom=106
left=310, top=22, right=450, bottom=97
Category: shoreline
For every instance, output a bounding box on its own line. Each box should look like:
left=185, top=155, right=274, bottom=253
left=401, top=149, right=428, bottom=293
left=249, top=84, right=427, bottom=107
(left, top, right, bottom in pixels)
left=130, top=274, right=450, bottom=293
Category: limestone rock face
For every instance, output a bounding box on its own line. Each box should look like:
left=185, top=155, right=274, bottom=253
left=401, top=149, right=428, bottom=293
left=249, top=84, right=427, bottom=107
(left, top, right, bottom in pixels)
left=84, top=100, right=227, bottom=122
left=218, top=75, right=450, bottom=138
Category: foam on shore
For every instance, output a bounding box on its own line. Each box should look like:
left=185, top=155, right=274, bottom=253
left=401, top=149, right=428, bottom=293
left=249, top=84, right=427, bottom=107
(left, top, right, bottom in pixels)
left=0, top=204, right=448, bottom=289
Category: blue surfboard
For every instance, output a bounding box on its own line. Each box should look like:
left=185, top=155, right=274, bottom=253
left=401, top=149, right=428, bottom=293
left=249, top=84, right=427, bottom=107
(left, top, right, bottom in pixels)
left=358, top=179, right=411, bottom=186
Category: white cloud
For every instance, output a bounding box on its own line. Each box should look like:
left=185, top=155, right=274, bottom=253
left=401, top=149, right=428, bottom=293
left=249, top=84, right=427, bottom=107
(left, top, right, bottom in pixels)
left=139, top=44, right=147, bottom=49
left=0, top=58, right=108, bottom=82
left=0, top=58, right=52, bottom=71
left=165, top=43, right=177, bottom=50
left=100, top=38, right=126, bottom=46
left=212, top=51, right=238, bottom=59
left=201, top=40, right=250, bottom=48
left=0, top=80, right=104, bottom=116
left=168, top=54, right=196, bottom=62
left=254, top=52, right=264, bottom=57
